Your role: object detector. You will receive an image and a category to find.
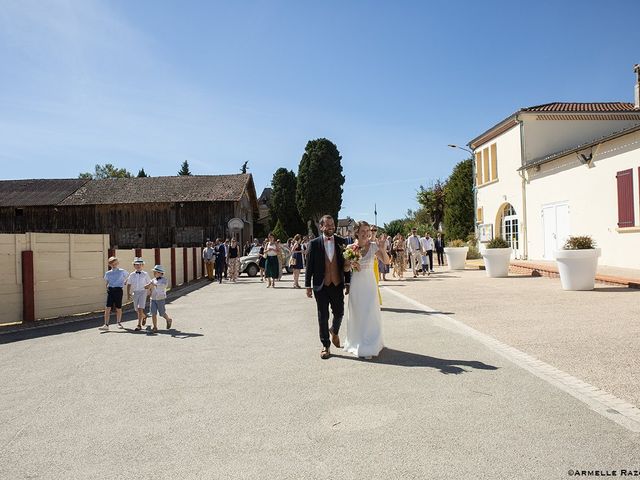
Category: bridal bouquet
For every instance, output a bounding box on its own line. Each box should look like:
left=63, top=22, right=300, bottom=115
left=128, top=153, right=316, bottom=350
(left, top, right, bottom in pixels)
left=343, top=244, right=362, bottom=272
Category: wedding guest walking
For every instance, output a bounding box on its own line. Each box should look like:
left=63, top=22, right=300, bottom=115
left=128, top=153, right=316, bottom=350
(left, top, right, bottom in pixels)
left=258, top=240, right=266, bottom=282
left=406, top=228, right=423, bottom=278
left=243, top=241, right=252, bottom=257
left=435, top=232, right=445, bottom=266
left=146, top=265, right=172, bottom=332
left=264, top=233, right=281, bottom=288
left=228, top=238, right=241, bottom=282
left=291, top=234, right=304, bottom=288
left=99, top=256, right=128, bottom=331
left=126, top=257, right=152, bottom=331
left=421, top=232, right=435, bottom=274
left=202, top=241, right=216, bottom=281
left=392, top=234, right=406, bottom=279
left=379, top=233, right=391, bottom=281
left=223, top=239, right=230, bottom=279
left=214, top=239, right=227, bottom=284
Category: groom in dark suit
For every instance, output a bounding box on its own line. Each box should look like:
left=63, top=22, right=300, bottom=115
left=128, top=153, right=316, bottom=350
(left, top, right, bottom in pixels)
left=305, top=215, right=351, bottom=359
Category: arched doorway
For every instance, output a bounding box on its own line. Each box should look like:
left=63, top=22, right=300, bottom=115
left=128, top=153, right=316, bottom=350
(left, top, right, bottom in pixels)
left=496, top=203, right=519, bottom=254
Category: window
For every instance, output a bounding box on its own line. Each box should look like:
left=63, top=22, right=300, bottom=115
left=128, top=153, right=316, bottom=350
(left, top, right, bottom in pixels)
left=475, top=143, right=498, bottom=186
left=616, top=169, right=635, bottom=227
left=490, top=143, right=498, bottom=181
left=477, top=207, right=484, bottom=224
left=483, top=147, right=490, bottom=184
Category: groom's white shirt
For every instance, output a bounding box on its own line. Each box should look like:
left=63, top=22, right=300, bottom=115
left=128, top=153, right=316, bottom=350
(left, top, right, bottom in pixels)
left=323, top=234, right=335, bottom=261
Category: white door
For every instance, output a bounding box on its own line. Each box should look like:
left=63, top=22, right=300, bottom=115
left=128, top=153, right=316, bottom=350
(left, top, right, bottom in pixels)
left=542, top=203, right=570, bottom=259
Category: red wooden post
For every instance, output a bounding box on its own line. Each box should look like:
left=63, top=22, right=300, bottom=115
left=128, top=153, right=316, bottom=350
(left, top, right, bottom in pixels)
left=192, top=247, right=197, bottom=280
left=170, top=248, right=176, bottom=288
left=183, top=247, right=188, bottom=284
left=22, top=250, right=35, bottom=322
left=135, top=248, right=142, bottom=258
left=154, top=248, right=161, bottom=266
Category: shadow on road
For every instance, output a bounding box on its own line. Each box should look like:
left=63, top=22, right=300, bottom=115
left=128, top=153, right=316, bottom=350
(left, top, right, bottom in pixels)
left=334, top=348, right=500, bottom=375
left=99, top=326, right=204, bottom=339
left=381, top=307, right=454, bottom=316
left=0, top=279, right=211, bottom=344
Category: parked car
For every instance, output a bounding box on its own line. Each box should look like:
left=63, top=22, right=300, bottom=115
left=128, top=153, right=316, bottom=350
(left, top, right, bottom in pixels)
left=240, top=245, right=293, bottom=277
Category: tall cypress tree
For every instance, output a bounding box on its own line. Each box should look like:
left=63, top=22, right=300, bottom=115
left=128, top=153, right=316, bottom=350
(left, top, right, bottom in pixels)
left=296, top=138, right=345, bottom=230
left=270, top=168, right=306, bottom=236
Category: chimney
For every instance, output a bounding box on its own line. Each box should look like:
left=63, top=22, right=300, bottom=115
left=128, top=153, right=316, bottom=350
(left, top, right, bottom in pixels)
left=635, top=64, right=640, bottom=109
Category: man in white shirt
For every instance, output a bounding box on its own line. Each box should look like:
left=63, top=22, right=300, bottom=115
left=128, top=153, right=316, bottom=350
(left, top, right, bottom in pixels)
left=406, top=228, right=424, bottom=278
left=420, top=233, right=435, bottom=275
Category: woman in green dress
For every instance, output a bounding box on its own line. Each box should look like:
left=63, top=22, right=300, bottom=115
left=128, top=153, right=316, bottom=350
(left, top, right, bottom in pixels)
left=264, top=232, right=281, bottom=288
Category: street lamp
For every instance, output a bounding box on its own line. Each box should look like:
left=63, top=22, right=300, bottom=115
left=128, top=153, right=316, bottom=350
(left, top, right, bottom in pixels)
left=448, top=143, right=479, bottom=241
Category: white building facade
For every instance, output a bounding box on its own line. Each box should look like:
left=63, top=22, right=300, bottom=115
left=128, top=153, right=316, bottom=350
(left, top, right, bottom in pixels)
left=469, top=99, right=640, bottom=268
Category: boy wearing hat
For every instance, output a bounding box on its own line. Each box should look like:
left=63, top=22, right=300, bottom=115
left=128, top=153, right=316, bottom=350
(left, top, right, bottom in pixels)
left=126, top=257, right=152, bottom=331
left=99, top=256, right=128, bottom=331
left=146, top=264, right=172, bottom=332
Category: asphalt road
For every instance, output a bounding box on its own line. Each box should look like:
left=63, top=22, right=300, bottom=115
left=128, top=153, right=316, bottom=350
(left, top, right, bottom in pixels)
left=1, top=276, right=639, bottom=479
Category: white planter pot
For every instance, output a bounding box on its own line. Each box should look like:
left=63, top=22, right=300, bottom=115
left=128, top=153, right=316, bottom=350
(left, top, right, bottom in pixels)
left=554, top=248, right=601, bottom=291
left=444, top=247, right=468, bottom=270
left=481, top=247, right=512, bottom=277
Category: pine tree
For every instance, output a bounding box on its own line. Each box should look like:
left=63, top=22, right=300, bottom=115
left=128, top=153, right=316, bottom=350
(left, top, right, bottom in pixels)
left=137, top=168, right=148, bottom=178
left=178, top=160, right=192, bottom=176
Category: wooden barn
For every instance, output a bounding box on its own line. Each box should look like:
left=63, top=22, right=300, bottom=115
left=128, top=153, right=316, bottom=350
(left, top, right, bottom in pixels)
left=0, top=174, right=259, bottom=248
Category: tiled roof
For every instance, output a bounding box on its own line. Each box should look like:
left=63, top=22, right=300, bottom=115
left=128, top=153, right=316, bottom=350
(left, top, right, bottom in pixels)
left=521, top=102, right=636, bottom=112
left=0, top=179, right=89, bottom=207
left=468, top=102, right=640, bottom=148
left=60, top=174, right=254, bottom=206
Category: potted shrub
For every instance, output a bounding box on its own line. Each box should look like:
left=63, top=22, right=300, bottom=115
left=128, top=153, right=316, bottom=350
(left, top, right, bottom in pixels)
left=554, top=236, right=601, bottom=291
left=481, top=237, right=512, bottom=278
left=444, top=239, right=468, bottom=270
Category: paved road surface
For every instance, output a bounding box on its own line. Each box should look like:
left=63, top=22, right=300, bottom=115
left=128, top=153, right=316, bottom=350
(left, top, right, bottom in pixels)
left=1, top=276, right=639, bottom=479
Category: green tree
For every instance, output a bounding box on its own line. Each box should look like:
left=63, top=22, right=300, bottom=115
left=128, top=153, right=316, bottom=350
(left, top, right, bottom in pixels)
left=417, top=179, right=446, bottom=230
left=270, top=168, right=306, bottom=236
left=296, top=138, right=345, bottom=229
left=383, top=219, right=410, bottom=238
left=178, top=160, right=192, bottom=176
left=271, top=219, right=288, bottom=242
left=137, top=168, right=148, bottom=177
left=443, top=158, right=474, bottom=241
left=78, top=164, right=132, bottom=179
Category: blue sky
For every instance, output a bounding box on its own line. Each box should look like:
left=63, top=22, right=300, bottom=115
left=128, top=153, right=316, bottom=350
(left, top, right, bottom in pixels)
left=1, top=0, right=639, bottom=226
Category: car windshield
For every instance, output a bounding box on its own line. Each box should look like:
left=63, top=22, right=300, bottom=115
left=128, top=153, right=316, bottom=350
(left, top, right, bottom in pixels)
left=249, top=246, right=261, bottom=255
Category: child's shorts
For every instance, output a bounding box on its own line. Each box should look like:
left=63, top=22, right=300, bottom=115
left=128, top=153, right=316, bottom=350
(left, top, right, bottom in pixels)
left=151, top=299, right=166, bottom=316
left=106, top=287, right=123, bottom=309
left=133, top=290, right=148, bottom=310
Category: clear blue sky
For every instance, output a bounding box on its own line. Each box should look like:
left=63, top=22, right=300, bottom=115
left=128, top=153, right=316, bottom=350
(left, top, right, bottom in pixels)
left=1, top=0, right=638, bottom=226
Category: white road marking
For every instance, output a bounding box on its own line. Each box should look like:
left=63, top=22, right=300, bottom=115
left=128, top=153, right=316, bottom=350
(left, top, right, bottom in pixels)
left=383, top=286, right=640, bottom=433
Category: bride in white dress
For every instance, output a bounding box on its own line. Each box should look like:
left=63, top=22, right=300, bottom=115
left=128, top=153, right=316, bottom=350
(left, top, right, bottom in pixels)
left=343, top=221, right=391, bottom=359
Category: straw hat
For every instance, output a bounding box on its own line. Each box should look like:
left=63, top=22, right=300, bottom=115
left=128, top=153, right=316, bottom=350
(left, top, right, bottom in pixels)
left=152, top=265, right=165, bottom=273
left=133, top=257, right=145, bottom=265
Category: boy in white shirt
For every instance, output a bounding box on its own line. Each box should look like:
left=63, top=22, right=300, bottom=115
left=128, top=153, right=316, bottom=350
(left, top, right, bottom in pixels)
left=126, top=257, right=152, bottom=331
left=146, top=265, right=172, bottom=332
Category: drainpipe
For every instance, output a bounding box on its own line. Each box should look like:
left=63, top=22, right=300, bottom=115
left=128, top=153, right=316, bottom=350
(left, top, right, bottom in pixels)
left=517, top=115, right=529, bottom=260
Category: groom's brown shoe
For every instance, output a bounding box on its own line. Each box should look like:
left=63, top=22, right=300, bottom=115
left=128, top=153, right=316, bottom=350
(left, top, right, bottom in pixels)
left=320, top=347, right=331, bottom=360
left=329, top=328, right=341, bottom=348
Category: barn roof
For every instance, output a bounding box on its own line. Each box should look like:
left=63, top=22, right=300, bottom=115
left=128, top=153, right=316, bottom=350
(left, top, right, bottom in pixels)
left=0, top=179, right=90, bottom=207
left=58, top=174, right=255, bottom=206
left=0, top=174, right=258, bottom=209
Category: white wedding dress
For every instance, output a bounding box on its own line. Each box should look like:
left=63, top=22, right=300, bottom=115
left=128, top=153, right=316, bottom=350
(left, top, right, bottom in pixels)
left=343, top=242, right=384, bottom=358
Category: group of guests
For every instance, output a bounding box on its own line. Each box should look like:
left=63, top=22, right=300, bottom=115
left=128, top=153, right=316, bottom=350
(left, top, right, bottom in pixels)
left=257, top=233, right=307, bottom=288
left=100, top=256, right=172, bottom=333
left=202, top=238, right=242, bottom=284
left=388, top=229, right=446, bottom=279
left=347, top=228, right=445, bottom=280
